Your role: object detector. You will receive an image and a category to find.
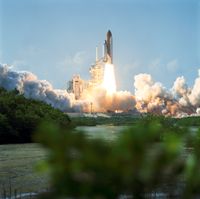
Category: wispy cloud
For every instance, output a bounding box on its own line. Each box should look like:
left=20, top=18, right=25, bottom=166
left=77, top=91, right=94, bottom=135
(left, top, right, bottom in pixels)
left=166, top=59, right=179, bottom=72
left=148, top=58, right=161, bottom=71
left=60, top=51, right=88, bottom=66
left=51, top=50, right=92, bottom=88
left=148, top=58, right=179, bottom=74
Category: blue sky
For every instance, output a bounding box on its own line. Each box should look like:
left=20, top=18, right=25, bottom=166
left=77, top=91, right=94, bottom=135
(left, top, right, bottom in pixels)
left=0, top=0, right=199, bottom=92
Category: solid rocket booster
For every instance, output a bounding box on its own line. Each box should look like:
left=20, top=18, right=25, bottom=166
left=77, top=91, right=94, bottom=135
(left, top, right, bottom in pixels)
left=104, top=30, right=113, bottom=64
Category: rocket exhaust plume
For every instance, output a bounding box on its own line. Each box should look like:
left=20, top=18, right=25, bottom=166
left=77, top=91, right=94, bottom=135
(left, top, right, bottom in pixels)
left=102, top=63, right=116, bottom=95
left=102, top=30, right=116, bottom=95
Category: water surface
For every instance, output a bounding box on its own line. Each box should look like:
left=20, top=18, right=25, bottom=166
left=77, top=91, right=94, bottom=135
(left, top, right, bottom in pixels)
left=76, top=125, right=128, bottom=141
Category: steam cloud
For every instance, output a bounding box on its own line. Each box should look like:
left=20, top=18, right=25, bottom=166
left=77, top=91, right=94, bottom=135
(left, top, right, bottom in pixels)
left=172, top=74, right=200, bottom=114
left=134, top=73, right=199, bottom=116
left=0, top=64, right=80, bottom=112
left=134, top=74, right=182, bottom=116
left=1, top=63, right=200, bottom=117
left=80, top=87, right=136, bottom=112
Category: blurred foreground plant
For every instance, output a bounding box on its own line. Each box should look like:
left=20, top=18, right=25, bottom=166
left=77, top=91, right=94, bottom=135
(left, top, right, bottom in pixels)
left=34, top=117, right=200, bottom=199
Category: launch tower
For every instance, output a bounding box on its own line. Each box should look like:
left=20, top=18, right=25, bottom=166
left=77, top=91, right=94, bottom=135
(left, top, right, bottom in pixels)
left=68, top=30, right=114, bottom=99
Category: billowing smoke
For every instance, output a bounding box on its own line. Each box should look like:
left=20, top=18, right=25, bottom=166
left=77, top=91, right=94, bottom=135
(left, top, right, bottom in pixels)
left=134, top=73, right=180, bottom=116
left=0, top=63, right=136, bottom=113
left=188, top=77, right=200, bottom=107
left=172, top=76, right=190, bottom=107
left=1, top=63, right=200, bottom=117
left=134, top=74, right=168, bottom=102
left=171, top=73, right=200, bottom=114
left=134, top=72, right=200, bottom=116
left=80, top=87, right=136, bottom=112
left=0, top=64, right=81, bottom=112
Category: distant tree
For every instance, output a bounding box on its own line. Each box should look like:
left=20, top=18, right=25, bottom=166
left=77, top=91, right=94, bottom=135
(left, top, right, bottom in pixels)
left=0, top=87, right=71, bottom=144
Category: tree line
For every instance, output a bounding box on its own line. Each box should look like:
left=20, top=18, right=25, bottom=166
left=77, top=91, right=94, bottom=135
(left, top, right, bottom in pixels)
left=0, top=87, right=70, bottom=144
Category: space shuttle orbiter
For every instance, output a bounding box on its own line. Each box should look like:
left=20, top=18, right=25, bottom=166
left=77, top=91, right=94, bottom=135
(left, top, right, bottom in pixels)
left=104, top=30, right=113, bottom=64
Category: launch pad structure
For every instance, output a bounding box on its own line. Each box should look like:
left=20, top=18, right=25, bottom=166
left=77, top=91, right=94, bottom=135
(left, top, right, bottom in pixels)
left=67, top=30, right=113, bottom=100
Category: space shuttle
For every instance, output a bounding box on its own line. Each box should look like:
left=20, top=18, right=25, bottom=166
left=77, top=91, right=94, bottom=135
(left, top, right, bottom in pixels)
left=104, top=30, right=113, bottom=64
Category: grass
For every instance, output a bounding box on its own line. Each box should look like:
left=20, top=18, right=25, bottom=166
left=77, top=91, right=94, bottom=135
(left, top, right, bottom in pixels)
left=0, top=144, right=49, bottom=197
left=1, top=115, right=200, bottom=198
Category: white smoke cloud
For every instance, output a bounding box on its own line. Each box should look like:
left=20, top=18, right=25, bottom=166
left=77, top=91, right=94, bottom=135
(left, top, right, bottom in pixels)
left=172, top=76, right=190, bottom=107
left=0, top=64, right=81, bottom=112
left=1, top=63, right=200, bottom=117
left=196, top=108, right=200, bottom=115
left=112, top=91, right=136, bottom=111
left=188, top=77, right=200, bottom=107
left=134, top=73, right=181, bottom=115
left=0, top=64, right=37, bottom=91
left=172, top=76, right=188, bottom=98
left=133, top=71, right=200, bottom=116
left=80, top=87, right=136, bottom=112
left=172, top=72, right=200, bottom=114
left=134, top=73, right=168, bottom=102
left=0, top=63, right=136, bottom=113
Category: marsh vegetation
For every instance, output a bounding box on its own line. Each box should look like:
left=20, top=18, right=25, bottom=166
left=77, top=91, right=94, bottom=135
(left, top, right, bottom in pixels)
left=1, top=88, right=200, bottom=198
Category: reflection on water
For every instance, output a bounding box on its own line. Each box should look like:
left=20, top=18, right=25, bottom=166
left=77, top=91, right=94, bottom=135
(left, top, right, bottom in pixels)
left=75, top=125, right=128, bottom=141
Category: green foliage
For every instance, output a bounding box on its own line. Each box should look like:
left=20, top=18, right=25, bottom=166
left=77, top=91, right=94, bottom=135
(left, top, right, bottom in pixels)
left=71, top=114, right=140, bottom=126
left=0, top=87, right=70, bottom=143
left=35, top=116, right=200, bottom=199
left=176, top=116, right=200, bottom=126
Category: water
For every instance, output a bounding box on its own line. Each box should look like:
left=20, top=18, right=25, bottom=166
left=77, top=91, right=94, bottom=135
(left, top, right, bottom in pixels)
left=75, top=125, right=128, bottom=141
